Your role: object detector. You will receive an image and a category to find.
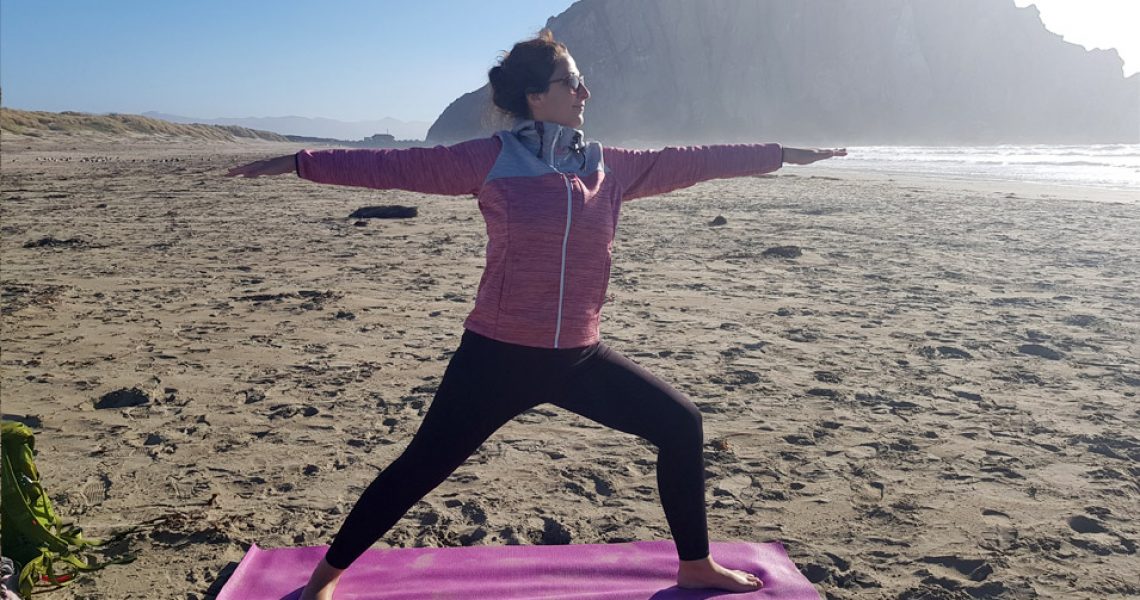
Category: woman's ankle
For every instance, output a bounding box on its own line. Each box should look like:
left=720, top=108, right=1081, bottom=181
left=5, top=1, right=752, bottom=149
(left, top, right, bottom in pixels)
left=300, top=558, right=345, bottom=599
left=678, top=554, right=713, bottom=567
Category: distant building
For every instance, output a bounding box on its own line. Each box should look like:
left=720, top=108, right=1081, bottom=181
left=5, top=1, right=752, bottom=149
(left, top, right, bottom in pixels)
left=365, top=133, right=397, bottom=146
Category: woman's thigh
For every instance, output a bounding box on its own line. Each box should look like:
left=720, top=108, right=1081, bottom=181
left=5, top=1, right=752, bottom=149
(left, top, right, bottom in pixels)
left=557, top=344, right=702, bottom=446
left=399, top=336, right=536, bottom=463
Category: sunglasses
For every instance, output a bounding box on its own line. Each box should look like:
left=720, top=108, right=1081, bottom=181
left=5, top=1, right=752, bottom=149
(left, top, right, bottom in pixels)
left=548, top=73, right=586, bottom=93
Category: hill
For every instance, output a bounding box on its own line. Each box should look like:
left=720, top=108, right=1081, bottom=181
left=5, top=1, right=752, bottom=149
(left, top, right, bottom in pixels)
left=0, top=108, right=290, bottom=142
left=142, top=112, right=430, bottom=142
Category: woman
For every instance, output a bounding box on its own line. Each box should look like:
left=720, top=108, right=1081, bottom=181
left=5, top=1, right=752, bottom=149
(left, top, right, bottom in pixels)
left=229, top=31, right=844, bottom=599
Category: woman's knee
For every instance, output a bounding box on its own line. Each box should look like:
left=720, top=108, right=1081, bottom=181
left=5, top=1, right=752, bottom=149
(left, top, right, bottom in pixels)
left=652, top=397, right=703, bottom=450
left=679, top=400, right=704, bottom=440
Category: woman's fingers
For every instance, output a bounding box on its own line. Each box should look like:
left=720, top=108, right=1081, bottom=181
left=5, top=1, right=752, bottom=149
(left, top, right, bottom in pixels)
left=226, top=161, right=266, bottom=177
left=812, top=148, right=846, bottom=161
left=226, top=164, right=254, bottom=177
left=785, top=148, right=848, bottom=164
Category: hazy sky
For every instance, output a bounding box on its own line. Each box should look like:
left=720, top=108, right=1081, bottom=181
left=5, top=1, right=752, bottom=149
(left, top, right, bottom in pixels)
left=2, top=0, right=1137, bottom=124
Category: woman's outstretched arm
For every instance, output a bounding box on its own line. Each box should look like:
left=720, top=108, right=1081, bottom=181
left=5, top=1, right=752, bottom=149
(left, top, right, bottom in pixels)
left=226, top=137, right=502, bottom=197
left=604, top=144, right=845, bottom=201
left=226, top=154, right=297, bottom=178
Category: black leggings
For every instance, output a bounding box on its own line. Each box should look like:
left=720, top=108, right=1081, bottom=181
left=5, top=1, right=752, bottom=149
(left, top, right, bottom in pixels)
left=324, top=330, right=709, bottom=568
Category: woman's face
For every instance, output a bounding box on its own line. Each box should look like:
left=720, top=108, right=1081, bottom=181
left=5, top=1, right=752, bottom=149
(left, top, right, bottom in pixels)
left=528, top=54, right=590, bottom=128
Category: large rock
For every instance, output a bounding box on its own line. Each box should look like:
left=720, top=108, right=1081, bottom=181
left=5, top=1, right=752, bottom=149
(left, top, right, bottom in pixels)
left=426, top=0, right=1138, bottom=145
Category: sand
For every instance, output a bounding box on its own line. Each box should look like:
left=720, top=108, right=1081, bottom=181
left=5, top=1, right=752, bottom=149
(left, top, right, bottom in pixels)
left=1, top=135, right=1137, bottom=599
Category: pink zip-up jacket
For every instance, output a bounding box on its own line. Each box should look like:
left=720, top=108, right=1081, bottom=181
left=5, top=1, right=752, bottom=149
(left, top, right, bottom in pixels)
left=297, top=121, right=782, bottom=348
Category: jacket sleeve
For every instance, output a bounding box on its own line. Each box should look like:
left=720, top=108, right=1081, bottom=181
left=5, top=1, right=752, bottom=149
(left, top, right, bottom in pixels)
left=604, top=143, right=783, bottom=201
left=295, top=137, right=501, bottom=196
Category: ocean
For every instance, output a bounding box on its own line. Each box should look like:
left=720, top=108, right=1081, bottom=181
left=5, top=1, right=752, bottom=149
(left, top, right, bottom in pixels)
left=823, top=144, right=1140, bottom=193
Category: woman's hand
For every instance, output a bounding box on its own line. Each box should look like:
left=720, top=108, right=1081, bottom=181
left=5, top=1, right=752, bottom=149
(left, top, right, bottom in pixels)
left=781, top=147, right=847, bottom=165
left=226, top=154, right=297, bottom=178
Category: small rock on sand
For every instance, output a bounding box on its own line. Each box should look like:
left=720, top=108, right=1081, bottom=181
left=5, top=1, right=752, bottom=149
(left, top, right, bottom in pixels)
left=94, top=387, right=151, bottom=409
left=23, top=237, right=87, bottom=249
left=762, top=245, right=802, bottom=259
left=1018, top=344, right=1064, bottom=360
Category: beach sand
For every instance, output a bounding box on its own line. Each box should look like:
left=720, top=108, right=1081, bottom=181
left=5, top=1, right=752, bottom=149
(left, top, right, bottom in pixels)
left=2, top=136, right=1137, bottom=599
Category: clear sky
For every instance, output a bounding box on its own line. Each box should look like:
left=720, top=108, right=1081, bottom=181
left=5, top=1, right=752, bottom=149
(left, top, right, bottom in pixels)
left=0, top=0, right=575, bottom=122
left=2, top=0, right=1136, bottom=124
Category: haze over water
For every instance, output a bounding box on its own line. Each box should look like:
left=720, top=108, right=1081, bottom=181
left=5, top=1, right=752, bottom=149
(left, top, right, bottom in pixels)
left=824, top=145, right=1140, bottom=195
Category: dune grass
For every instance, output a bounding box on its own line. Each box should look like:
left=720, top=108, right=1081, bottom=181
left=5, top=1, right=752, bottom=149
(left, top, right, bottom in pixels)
left=0, top=108, right=288, bottom=141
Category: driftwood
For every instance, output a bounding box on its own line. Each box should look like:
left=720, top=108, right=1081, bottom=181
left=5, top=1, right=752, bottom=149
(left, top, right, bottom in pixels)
left=348, top=205, right=417, bottom=219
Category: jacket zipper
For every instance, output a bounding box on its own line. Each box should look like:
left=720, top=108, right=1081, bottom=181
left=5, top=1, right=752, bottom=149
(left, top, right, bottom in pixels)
left=554, top=173, right=573, bottom=348
left=543, top=125, right=573, bottom=349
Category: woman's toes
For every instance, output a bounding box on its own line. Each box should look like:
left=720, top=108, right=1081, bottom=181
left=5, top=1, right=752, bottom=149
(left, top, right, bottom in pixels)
left=739, top=571, right=761, bottom=586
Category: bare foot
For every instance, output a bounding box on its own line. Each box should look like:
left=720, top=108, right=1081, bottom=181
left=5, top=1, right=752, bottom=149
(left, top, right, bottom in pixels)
left=677, top=555, right=762, bottom=593
left=298, top=558, right=344, bottom=600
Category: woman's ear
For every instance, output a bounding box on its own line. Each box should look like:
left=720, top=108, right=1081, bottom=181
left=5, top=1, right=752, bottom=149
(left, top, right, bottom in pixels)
left=526, top=91, right=545, bottom=117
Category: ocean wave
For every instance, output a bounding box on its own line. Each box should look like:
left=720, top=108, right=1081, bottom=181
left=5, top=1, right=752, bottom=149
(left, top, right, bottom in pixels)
left=843, top=157, right=1136, bottom=169
left=852, top=145, right=1140, bottom=161
left=827, top=145, right=1140, bottom=191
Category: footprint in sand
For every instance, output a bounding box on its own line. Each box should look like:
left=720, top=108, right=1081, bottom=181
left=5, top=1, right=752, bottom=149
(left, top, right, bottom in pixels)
left=560, top=467, right=617, bottom=500
left=781, top=327, right=820, bottom=342
left=918, top=555, right=995, bottom=582
left=845, top=444, right=879, bottom=459
left=1067, top=514, right=1137, bottom=555
left=266, top=404, right=319, bottom=420
left=1018, top=343, right=1065, bottom=360
left=522, top=516, right=572, bottom=545
left=982, top=508, right=1011, bottom=524
left=980, top=510, right=1020, bottom=552
left=813, top=370, right=842, bottom=383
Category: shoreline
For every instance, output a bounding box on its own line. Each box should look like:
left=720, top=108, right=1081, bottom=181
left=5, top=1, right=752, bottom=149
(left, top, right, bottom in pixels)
left=802, top=165, right=1139, bottom=204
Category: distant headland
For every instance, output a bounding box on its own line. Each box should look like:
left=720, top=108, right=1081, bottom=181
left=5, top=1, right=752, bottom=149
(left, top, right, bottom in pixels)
left=427, top=0, right=1140, bottom=145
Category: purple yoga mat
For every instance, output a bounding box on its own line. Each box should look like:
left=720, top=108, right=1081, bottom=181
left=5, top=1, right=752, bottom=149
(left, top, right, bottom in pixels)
left=216, top=540, right=820, bottom=599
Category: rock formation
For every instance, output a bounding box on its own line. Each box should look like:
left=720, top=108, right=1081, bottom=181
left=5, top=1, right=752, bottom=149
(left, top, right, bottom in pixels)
left=426, top=0, right=1139, bottom=145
